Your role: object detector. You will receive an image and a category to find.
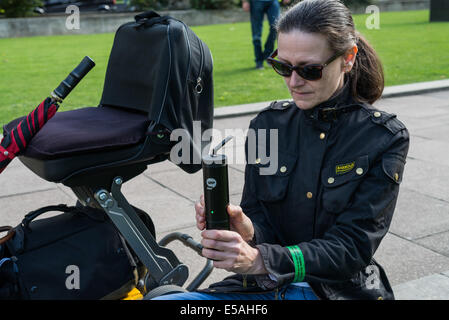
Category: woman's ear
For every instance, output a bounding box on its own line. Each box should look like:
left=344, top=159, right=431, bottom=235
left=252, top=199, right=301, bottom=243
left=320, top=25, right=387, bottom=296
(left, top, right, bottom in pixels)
left=343, top=45, right=358, bottom=72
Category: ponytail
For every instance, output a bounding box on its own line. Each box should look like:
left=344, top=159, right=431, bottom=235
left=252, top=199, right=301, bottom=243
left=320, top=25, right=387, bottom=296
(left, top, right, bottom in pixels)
left=350, top=33, right=384, bottom=104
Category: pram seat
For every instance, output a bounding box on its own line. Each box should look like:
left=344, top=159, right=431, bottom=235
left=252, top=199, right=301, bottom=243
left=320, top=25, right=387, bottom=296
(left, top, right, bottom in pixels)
left=3, top=105, right=170, bottom=188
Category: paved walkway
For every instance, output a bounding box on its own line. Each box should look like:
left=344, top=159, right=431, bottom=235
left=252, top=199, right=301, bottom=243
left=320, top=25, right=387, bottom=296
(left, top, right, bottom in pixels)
left=1, top=86, right=449, bottom=300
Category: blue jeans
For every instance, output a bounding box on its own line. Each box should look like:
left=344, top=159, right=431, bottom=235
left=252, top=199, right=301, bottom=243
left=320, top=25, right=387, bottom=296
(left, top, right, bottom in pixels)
left=250, top=0, right=280, bottom=65
left=151, top=283, right=319, bottom=300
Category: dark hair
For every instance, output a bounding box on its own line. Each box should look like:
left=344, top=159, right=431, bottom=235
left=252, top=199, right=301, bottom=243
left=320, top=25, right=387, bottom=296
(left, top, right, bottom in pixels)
left=276, top=0, right=384, bottom=104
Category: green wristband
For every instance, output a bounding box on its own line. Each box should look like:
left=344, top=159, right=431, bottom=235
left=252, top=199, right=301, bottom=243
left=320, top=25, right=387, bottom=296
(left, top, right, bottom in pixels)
left=286, top=245, right=305, bottom=282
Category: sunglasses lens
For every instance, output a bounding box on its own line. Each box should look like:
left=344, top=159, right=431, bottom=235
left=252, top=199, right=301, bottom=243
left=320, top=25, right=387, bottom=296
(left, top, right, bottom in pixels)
left=270, top=60, right=292, bottom=77
left=302, top=66, right=323, bottom=81
left=269, top=58, right=324, bottom=81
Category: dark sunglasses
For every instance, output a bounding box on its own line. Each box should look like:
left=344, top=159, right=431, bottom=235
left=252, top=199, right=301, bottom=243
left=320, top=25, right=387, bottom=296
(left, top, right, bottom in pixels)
left=267, top=49, right=342, bottom=81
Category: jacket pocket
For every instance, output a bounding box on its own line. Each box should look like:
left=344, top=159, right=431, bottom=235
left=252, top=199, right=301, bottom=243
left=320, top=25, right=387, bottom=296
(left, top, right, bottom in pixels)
left=248, top=150, right=298, bottom=202
left=382, top=154, right=405, bottom=184
left=321, top=155, right=369, bottom=213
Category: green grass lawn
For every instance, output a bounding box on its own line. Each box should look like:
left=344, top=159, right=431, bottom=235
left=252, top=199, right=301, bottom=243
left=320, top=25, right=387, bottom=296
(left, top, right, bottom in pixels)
left=0, top=9, right=448, bottom=127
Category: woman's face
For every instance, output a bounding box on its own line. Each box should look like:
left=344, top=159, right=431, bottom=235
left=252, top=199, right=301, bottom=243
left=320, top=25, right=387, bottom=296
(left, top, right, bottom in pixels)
left=277, top=30, right=348, bottom=110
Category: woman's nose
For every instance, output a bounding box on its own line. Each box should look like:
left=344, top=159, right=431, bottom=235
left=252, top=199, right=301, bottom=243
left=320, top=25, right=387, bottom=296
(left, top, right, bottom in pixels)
left=288, top=71, right=306, bottom=88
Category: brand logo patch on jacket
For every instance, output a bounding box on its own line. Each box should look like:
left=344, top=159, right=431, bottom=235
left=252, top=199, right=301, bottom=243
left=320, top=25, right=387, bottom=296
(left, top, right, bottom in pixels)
left=335, top=162, right=355, bottom=175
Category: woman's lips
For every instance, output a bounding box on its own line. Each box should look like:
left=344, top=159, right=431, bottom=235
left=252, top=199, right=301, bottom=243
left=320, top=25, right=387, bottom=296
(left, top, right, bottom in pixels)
left=291, top=90, right=313, bottom=97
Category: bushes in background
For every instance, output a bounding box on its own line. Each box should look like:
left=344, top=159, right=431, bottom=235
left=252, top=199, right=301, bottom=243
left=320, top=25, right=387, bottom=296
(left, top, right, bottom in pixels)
left=0, top=0, right=42, bottom=17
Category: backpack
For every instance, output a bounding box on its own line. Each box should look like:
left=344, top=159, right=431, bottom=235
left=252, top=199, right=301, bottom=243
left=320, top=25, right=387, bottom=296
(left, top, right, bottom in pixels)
left=100, top=11, right=214, bottom=173
left=0, top=204, right=154, bottom=300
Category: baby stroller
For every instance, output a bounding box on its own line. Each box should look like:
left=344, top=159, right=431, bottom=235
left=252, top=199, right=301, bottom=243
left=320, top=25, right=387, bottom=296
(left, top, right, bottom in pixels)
left=1, top=11, right=215, bottom=299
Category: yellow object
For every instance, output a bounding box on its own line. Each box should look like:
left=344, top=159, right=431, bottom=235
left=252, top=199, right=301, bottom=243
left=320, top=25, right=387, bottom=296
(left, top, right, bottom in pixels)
left=122, top=288, right=144, bottom=300
left=336, top=162, right=355, bottom=175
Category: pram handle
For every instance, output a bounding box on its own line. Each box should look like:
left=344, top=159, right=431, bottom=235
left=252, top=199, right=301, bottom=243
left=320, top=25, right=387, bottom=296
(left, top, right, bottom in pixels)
left=51, top=56, right=96, bottom=102
left=158, top=232, right=214, bottom=291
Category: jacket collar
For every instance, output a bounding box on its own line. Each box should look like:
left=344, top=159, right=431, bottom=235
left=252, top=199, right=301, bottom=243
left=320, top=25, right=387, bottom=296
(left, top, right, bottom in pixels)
left=303, top=78, right=355, bottom=123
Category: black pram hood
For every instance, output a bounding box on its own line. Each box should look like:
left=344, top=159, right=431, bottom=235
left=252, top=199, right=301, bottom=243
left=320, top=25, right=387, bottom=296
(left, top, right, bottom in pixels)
left=100, top=11, right=214, bottom=173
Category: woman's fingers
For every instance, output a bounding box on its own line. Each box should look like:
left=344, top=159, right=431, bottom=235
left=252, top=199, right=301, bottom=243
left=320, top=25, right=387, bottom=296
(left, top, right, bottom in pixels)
left=200, top=231, right=258, bottom=273
left=201, top=229, right=240, bottom=242
left=227, top=204, right=243, bottom=220
left=195, top=200, right=206, bottom=230
left=201, top=247, right=234, bottom=263
left=195, top=201, right=205, bottom=217
left=201, top=237, right=240, bottom=253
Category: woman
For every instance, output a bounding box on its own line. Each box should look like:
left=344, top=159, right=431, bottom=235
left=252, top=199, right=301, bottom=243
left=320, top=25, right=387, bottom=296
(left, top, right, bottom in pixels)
left=154, top=0, right=409, bottom=300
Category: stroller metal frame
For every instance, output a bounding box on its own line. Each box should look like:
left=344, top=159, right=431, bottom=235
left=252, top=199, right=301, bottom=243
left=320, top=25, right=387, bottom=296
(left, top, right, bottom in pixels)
left=93, top=176, right=214, bottom=292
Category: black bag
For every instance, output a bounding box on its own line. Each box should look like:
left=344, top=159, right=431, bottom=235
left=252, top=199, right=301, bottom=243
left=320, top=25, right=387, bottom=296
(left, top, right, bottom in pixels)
left=100, top=11, right=214, bottom=173
left=0, top=203, right=152, bottom=300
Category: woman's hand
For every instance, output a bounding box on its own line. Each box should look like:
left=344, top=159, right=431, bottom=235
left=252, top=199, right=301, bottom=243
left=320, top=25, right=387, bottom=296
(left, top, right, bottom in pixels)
left=195, top=195, right=254, bottom=242
left=242, top=1, right=250, bottom=12
left=201, top=229, right=268, bottom=274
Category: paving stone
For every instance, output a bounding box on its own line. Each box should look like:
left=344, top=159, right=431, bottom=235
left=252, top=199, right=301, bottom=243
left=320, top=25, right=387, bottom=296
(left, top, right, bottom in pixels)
left=403, top=155, right=449, bottom=183
left=393, top=273, right=449, bottom=300
left=212, top=114, right=254, bottom=141
left=401, top=157, right=449, bottom=203
left=415, top=231, right=449, bottom=257
left=390, top=188, right=449, bottom=240
left=393, top=113, right=449, bottom=133
left=55, top=183, right=79, bottom=201
left=376, top=95, right=449, bottom=119
left=0, top=159, right=56, bottom=197
left=413, top=123, right=449, bottom=141
left=120, top=173, right=197, bottom=233
left=422, top=90, right=449, bottom=101
left=406, top=139, right=449, bottom=169
left=382, top=80, right=449, bottom=100
left=374, top=232, right=449, bottom=286
left=146, top=159, right=181, bottom=174
left=148, top=164, right=245, bottom=203
left=0, top=189, right=75, bottom=226
left=229, top=193, right=243, bottom=206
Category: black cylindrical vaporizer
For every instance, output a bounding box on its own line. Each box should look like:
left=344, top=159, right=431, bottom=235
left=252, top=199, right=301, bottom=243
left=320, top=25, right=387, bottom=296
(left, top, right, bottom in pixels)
left=202, top=136, right=233, bottom=230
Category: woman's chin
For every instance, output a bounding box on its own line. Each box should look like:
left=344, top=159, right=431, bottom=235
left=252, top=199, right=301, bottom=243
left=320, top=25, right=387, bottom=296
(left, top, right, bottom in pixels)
left=291, top=92, right=317, bottom=110
left=293, top=98, right=316, bottom=110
